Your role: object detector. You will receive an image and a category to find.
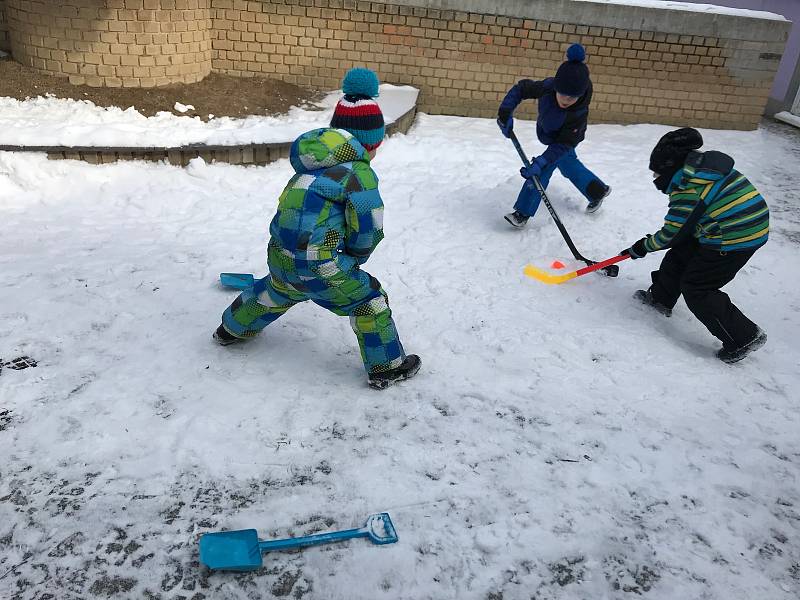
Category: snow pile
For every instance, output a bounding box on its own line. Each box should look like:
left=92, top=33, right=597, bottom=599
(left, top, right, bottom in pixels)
left=173, top=102, right=195, bottom=114
left=775, top=111, right=800, bottom=129
left=0, top=84, right=418, bottom=147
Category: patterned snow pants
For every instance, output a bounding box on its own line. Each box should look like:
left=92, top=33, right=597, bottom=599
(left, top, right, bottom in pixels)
left=220, top=242, right=406, bottom=374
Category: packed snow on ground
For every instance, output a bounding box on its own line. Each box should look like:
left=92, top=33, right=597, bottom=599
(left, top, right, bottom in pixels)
left=1, top=109, right=799, bottom=600
left=574, top=0, right=788, bottom=20
left=0, top=83, right=418, bottom=147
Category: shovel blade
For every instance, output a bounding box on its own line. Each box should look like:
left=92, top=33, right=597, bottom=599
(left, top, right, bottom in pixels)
left=365, top=513, right=399, bottom=545
left=199, top=529, right=263, bottom=571
left=219, top=273, right=254, bottom=290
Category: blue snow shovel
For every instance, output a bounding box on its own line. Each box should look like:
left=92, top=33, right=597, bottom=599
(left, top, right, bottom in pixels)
left=219, top=272, right=254, bottom=290
left=199, top=512, right=398, bottom=572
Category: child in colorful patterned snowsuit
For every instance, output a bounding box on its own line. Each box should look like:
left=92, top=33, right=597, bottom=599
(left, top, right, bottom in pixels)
left=622, top=127, right=769, bottom=363
left=214, top=68, right=420, bottom=389
left=497, top=43, right=610, bottom=227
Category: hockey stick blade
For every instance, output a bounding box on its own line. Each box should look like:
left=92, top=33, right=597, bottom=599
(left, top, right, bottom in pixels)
left=524, top=265, right=579, bottom=284
left=524, top=254, right=630, bottom=285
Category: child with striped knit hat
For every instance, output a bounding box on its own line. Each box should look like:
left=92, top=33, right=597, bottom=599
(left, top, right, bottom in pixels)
left=329, top=68, right=386, bottom=153
left=213, top=68, right=420, bottom=389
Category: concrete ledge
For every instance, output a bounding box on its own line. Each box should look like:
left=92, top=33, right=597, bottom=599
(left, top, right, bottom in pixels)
left=374, top=0, right=791, bottom=42
left=0, top=104, right=418, bottom=167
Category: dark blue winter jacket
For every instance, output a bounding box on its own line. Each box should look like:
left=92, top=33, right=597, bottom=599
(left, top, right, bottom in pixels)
left=498, top=77, right=592, bottom=165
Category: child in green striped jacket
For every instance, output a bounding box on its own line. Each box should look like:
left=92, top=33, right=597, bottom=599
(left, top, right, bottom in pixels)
left=622, top=128, right=768, bottom=364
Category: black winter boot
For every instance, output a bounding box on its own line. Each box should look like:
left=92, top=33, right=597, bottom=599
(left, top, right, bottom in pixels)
left=504, top=210, right=529, bottom=228
left=717, top=329, right=767, bottom=364
left=586, top=183, right=611, bottom=213
left=368, top=355, right=421, bottom=390
left=213, top=324, right=245, bottom=346
left=633, top=288, right=673, bottom=317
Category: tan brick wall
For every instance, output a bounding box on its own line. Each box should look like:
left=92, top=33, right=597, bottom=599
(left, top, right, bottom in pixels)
left=1, top=0, right=788, bottom=129
left=0, top=0, right=9, bottom=52
left=204, top=0, right=786, bottom=131
left=5, top=0, right=212, bottom=87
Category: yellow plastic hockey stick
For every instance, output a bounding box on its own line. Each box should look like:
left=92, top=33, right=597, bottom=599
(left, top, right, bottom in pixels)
left=524, top=254, right=631, bottom=285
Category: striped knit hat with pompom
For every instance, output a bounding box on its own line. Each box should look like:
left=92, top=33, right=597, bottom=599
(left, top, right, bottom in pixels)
left=330, top=68, right=385, bottom=151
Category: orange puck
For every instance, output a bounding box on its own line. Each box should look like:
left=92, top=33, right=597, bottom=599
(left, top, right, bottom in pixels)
left=551, top=260, right=565, bottom=269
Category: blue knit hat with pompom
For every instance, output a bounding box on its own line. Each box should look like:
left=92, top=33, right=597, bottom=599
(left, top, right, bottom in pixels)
left=554, top=43, right=590, bottom=97
left=342, top=67, right=380, bottom=98
left=330, top=68, right=385, bottom=151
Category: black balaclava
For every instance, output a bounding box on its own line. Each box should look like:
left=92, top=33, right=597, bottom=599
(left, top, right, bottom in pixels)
left=649, top=128, right=704, bottom=193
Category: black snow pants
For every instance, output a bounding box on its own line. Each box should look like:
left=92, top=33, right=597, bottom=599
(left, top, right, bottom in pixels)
left=649, top=239, right=761, bottom=349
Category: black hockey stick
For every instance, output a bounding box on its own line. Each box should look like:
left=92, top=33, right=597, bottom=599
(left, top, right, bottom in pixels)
left=508, top=130, right=619, bottom=277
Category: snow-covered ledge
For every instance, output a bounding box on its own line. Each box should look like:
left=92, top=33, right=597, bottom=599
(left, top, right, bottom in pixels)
left=774, top=111, right=800, bottom=129
left=0, top=85, right=419, bottom=167
left=373, top=0, right=790, bottom=83
left=376, top=0, right=789, bottom=40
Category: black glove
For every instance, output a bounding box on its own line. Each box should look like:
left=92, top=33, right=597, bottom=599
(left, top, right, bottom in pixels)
left=621, top=237, right=649, bottom=259
left=497, top=108, right=514, bottom=138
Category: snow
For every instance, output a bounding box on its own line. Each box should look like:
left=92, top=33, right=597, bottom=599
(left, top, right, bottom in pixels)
left=775, top=111, right=800, bottom=129
left=173, top=102, right=195, bottom=114
left=1, top=107, right=799, bottom=599
left=574, top=0, right=788, bottom=20
left=0, top=84, right=418, bottom=147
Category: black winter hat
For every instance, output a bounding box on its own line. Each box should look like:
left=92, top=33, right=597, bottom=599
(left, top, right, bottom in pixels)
left=554, top=43, right=590, bottom=97
left=649, top=128, right=704, bottom=175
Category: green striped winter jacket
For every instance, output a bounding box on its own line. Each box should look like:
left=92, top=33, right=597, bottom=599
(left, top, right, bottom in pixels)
left=644, top=150, right=769, bottom=253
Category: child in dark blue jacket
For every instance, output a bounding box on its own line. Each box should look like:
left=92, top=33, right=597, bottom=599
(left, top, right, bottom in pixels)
left=497, top=43, right=610, bottom=228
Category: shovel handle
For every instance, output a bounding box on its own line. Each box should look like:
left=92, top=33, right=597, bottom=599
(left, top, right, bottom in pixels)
left=257, top=527, right=367, bottom=552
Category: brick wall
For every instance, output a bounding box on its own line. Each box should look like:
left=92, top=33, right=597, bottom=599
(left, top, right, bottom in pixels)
left=0, top=0, right=9, bottom=52
left=5, top=0, right=212, bottom=87
left=1, top=0, right=790, bottom=129
left=206, top=0, right=789, bottom=130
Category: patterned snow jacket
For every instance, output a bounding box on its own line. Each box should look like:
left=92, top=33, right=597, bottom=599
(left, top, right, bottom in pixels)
left=268, top=128, right=384, bottom=265
left=498, top=77, right=592, bottom=165
left=644, top=150, right=769, bottom=253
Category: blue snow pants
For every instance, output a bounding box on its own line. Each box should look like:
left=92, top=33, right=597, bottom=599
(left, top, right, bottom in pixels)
left=513, top=148, right=606, bottom=218
left=220, top=242, right=406, bottom=375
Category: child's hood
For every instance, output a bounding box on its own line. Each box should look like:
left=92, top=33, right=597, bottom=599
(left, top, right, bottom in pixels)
left=289, top=128, right=371, bottom=175
left=685, top=150, right=735, bottom=178
left=669, top=150, right=736, bottom=193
